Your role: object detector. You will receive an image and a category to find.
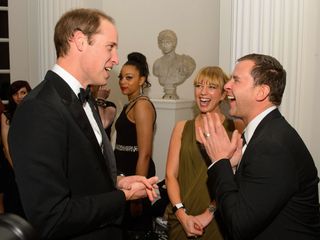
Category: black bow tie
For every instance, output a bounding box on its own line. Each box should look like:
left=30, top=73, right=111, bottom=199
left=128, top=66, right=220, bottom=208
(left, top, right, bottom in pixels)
left=241, top=132, right=247, bottom=146
left=78, top=87, right=91, bottom=104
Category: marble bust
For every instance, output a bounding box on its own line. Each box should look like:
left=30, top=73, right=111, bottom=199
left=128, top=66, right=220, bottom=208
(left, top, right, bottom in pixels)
left=153, top=29, right=196, bottom=99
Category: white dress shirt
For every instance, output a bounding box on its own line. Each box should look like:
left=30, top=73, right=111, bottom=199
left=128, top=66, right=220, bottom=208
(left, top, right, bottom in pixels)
left=242, top=106, right=277, bottom=148
left=51, top=64, right=103, bottom=147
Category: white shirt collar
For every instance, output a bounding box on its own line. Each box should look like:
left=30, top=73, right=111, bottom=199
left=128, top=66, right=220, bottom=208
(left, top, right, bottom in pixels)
left=51, top=64, right=83, bottom=96
left=52, top=65, right=102, bottom=145
left=243, top=106, right=277, bottom=144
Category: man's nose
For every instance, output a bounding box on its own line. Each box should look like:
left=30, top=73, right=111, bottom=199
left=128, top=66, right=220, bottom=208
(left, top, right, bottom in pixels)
left=224, top=80, right=232, bottom=91
left=112, top=50, right=119, bottom=65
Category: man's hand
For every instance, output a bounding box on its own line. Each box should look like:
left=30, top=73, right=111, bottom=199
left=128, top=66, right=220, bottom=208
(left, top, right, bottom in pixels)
left=195, top=209, right=214, bottom=229
left=230, top=131, right=243, bottom=168
left=198, top=113, right=240, bottom=163
left=117, top=175, right=158, bottom=201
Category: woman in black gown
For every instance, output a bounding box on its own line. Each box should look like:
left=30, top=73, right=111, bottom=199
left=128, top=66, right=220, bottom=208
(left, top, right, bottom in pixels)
left=114, top=52, right=156, bottom=239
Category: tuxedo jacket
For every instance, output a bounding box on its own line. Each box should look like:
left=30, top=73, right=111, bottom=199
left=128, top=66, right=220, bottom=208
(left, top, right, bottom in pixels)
left=9, top=71, right=126, bottom=240
left=207, top=109, right=320, bottom=240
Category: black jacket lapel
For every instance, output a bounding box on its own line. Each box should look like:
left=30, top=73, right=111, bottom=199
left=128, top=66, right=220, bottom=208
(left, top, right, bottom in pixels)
left=236, top=108, right=282, bottom=174
left=45, top=71, right=106, bottom=163
left=88, top=99, right=117, bottom=186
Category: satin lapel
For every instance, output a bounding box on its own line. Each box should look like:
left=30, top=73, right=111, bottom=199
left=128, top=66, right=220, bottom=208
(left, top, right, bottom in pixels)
left=88, top=98, right=117, bottom=186
left=236, top=108, right=282, bottom=174
left=46, top=71, right=105, bottom=161
left=66, top=99, right=104, bottom=157
left=250, top=108, right=282, bottom=142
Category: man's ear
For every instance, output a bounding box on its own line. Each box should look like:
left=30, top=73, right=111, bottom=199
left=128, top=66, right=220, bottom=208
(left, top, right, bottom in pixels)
left=72, top=30, right=86, bottom=52
left=256, top=84, right=270, bottom=102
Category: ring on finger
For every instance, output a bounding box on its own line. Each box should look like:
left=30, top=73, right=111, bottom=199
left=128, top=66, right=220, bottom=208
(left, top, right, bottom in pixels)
left=204, top=132, right=211, bottom=138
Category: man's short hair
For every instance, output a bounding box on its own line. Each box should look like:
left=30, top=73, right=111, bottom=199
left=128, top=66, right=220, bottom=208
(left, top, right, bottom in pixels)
left=238, top=53, right=286, bottom=106
left=54, top=8, right=114, bottom=58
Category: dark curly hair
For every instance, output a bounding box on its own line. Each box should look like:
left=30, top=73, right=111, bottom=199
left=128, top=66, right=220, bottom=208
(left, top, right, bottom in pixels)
left=124, top=52, right=151, bottom=93
left=4, top=80, right=31, bottom=123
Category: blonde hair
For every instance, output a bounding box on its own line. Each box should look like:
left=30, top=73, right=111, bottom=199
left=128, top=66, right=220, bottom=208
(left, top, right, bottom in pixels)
left=193, top=66, right=229, bottom=91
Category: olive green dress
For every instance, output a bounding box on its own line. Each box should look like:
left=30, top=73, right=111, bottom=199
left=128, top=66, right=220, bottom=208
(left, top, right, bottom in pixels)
left=167, top=118, right=234, bottom=240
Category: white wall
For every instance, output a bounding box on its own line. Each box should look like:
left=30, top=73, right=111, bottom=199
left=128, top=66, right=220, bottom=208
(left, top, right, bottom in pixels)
left=102, top=0, right=220, bottom=107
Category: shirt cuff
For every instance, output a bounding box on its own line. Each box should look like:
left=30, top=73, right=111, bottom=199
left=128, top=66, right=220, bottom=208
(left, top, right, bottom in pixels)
left=208, top=160, right=218, bottom=170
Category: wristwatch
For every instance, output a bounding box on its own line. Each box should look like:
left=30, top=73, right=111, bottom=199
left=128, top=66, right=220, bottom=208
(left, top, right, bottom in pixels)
left=172, top=203, right=185, bottom=214
left=208, top=203, right=217, bottom=214
left=95, top=98, right=108, bottom=108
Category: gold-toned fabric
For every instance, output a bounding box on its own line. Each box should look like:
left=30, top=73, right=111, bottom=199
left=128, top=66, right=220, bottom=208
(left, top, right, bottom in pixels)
left=167, top=118, right=234, bottom=240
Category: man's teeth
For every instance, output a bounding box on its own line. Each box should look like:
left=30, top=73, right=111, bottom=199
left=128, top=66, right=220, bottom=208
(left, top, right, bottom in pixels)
left=227, top=95, right=235, bottom=100
left=105, top=67, right=112, bottom=71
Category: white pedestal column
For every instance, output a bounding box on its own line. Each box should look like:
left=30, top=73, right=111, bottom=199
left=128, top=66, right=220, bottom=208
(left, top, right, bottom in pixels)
left=151, top=99, right=195, bottom=180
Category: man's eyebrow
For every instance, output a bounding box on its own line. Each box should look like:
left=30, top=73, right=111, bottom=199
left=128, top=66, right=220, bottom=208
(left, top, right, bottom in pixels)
left=231, top=74, right=239, bottom=79
left=107, top=41, right=117, bottom=47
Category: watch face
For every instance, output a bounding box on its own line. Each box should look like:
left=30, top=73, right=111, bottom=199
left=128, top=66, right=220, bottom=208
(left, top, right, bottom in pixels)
left=175, top=203, right=184, bottom=209
left=208, top=204, right=216, bottom=214
left=172, top=203, right=185, bottom=213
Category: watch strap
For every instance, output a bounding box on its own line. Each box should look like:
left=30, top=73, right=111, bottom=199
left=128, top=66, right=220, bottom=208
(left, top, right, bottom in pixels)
left=172, top=203, right=185, bottom=214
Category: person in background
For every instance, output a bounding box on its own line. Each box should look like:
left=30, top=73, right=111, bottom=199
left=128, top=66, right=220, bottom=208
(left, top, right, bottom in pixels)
left=1, top=80, right=31, bottom=218
left=8, top=8, right=158, bottom=240
left=91, top=84, right=117, bottom=140
left=166, top=66, right=235, bottom=239
left=200, top=53, right=320, bottom=239
left=114, top=52, right=156, bottom=239
left=1, top=80, right=31, bottom=167
left=0, top=98, right=5, bottom=214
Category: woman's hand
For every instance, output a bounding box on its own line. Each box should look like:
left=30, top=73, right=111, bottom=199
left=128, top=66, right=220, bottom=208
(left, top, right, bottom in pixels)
left=176, top=209, right=204, bottom=238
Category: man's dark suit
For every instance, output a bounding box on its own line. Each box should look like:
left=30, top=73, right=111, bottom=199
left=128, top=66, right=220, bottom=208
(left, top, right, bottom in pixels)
left=207, top=109, right=320, bottom=240
left=9, top=71, right=126, bottom=240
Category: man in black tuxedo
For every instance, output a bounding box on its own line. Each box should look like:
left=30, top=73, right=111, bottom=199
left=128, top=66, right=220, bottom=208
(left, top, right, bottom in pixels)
left=8, top=8, right=158, bottom=240
left=199, top=53, right=320, bottom=239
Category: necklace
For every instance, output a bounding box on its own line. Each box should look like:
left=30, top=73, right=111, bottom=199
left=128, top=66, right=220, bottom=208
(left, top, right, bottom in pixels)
left=127, top=94, right=143, bottom=106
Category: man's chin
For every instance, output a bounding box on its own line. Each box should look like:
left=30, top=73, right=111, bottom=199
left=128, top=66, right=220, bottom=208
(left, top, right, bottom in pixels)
left=229, top=110, right=240, bottom=119
left=97, top=78, right=108, bottom=86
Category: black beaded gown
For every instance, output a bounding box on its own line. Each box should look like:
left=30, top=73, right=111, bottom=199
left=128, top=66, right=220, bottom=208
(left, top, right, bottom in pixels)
left=114, top=96, right=156, bottom=237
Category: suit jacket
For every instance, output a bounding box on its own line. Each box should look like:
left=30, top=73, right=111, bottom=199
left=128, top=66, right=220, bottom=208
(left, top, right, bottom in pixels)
left=207, top=109, right=320, bottom=240
left=8, top=71, right=126, bottom=240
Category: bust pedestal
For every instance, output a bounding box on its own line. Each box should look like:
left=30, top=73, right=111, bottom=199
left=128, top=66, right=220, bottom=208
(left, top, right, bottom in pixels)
left=151, top=99, right=195, bottom=180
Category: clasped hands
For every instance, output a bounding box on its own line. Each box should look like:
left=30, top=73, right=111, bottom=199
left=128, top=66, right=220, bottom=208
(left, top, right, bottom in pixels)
left=177, top=207, right=213, bottom=238
left=117, top=175, right=159, bottom=202
left=198, top=113, right=243, bottom=167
